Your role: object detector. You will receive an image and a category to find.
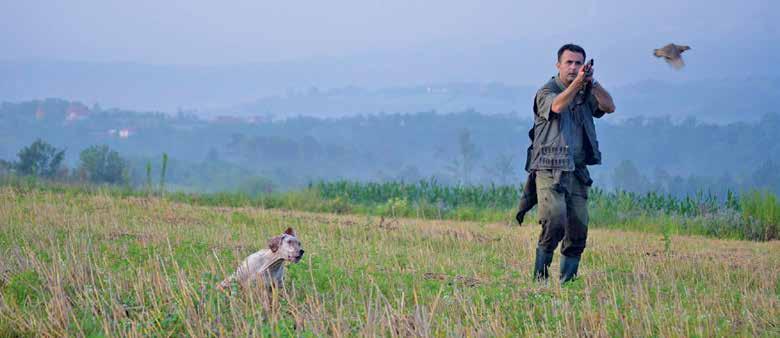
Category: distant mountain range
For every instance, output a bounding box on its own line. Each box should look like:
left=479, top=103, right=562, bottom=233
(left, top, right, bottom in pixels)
left=2, top=34, right=778, bottom=124
left=221, top=78, right=779, bottom=124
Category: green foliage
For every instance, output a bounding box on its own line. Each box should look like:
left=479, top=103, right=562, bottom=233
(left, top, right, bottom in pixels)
left=78, top=145, right=129, bottom=185
left=739, top=190, right=780, bottom=240
left=15, top=139, right=66, bottom=178
left=315, top=180, right=726, bottom=218
left=0, top=175, right=776, bottom=241
left=315, top=179, right=520, bottom=211
left=662, top=223, right=673, bottom=255
left=313, top=180, right=775, bottom=240
left=3, top=270, right=44, bottom=309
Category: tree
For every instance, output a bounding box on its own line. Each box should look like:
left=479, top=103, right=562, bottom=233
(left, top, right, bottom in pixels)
left=612, top=159, right=649, bottom=193
left=751, top=160, right=780, bottom=195
left=160, top=153, right=168, bottom=194
left=204, top=147, right=220, bottom=163
left=237, top=176, right=276, bottom=196
left=446, top=129, right=481, bottom=185
left=78, top=145, right=129, bottom=184
left=16, top=139, right=66, bottom=178
left=145, top=161, right=153, bottom=192
left=0, top=159, right=13, bottom=176
left=652, top=167, right=671, bottom=193
left=483, top=153, right=517, bottom=186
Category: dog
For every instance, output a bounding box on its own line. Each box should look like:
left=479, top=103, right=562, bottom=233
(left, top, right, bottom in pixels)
left=217, top=227, right=304, bottom=292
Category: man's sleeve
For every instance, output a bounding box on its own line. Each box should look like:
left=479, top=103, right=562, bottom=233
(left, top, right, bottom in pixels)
left=534, top=87, right=558, bottom=121
left=589, top=94, right=606, bottom=118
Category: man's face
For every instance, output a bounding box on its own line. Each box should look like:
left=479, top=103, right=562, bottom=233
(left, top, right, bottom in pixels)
left=556, top=50, right=585, bottom=84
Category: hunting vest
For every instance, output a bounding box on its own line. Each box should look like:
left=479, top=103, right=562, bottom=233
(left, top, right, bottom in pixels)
left=530, top=76, right=604, bottom=171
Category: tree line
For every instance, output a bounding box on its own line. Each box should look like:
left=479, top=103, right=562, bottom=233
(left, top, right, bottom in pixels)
left=2, top=98, right=779, bottom=197
left=1, top=139, right=129, bottom=185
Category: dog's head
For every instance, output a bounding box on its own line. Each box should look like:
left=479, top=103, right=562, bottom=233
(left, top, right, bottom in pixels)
left=268, top=227, right=304, bottom=262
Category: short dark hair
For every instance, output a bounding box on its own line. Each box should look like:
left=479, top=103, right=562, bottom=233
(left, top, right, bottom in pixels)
left=557, top=44, right=586, bottom=62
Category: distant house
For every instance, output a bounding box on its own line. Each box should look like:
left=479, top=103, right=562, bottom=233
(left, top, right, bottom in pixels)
left=119, top=128, right=134, bottom=139
left=35, top=106, right=46, bottom=120
left=65, top=103, right=90, bottom=121
left=106, top=128, right=135, bottom=139
left=426, top=87, right=449, bottom=94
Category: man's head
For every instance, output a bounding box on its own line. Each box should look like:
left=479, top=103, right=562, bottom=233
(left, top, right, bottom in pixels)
left=268, top=227, right=305, bottom=262
left=556, top=44, right=586, bottom=85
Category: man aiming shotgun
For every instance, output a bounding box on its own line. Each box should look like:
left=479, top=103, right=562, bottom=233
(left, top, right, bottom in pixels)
left=518, top=44, right=615, bottom=283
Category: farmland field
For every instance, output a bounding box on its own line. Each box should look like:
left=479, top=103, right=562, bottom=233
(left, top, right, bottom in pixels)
left=0, top=186, right=778, bottom=336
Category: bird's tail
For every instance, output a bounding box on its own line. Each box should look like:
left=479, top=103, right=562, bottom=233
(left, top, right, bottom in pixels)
left=669, top=57, right=685, bottom=69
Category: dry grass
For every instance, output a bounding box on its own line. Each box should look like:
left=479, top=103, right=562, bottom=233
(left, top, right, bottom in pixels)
left=0, top=187, right=778, bottom=336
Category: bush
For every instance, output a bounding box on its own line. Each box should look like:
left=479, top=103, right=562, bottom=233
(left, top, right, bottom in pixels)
left=78, top=145, right=129, bottom=185
left=15, top=139, right=66, bottom=178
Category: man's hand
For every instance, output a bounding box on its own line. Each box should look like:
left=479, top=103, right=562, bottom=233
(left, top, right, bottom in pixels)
left=551, top=62, right=592, bottom=113
left=574, top=60, right=594, bottom=89
left=570, top=65, right=588, bottom=90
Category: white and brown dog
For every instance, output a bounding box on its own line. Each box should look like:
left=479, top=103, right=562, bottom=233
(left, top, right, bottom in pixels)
left=217, top=227, right=304, bottom=292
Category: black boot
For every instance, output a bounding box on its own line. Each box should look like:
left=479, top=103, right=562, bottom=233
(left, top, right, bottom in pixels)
left=559, top=255, right=581, bottom=284
left=533, top=247, right=554, bottom=281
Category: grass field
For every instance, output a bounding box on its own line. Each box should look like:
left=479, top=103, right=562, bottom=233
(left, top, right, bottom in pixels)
left=1, top=187, right=778, bottom=336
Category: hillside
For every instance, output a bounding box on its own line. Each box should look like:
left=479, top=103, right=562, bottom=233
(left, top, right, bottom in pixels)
left=3, top=100, right=780, bottom=195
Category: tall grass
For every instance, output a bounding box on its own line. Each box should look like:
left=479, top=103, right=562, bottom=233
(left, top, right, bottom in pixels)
left=740, top=190, right=780, bottom=241
left=313, top=180, right=777, bottom=241
left=1, top=174, right=777, bottom=240
left=0, top=187, right=777, bottom=336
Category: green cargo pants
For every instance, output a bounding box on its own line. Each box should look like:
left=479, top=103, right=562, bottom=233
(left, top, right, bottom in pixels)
left=535, top=169, right=589, bottom=258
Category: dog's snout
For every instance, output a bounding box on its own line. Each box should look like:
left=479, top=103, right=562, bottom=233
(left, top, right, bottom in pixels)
left=293, top=249, right=304, bottom=262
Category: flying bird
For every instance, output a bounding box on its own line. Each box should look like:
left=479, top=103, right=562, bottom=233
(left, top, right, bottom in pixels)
left=654, top=43, right=691, bottom=69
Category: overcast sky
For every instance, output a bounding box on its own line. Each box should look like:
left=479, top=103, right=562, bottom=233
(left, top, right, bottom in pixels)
left=2, top=0, right=776, bottom=65
left=1, top=0, right=778, bottom=113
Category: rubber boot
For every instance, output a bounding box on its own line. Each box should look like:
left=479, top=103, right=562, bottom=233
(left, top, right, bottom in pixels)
left=533, top=247, right=554, bottom=281
left=559, top=255, right=581, bottom=284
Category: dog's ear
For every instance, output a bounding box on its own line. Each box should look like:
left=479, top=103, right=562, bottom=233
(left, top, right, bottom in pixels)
left=284, top=227, right=295, bottom=237
left=268, top=236, right=282, bottom=253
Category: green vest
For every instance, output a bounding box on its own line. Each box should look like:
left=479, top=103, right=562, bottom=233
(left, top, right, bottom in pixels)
left=530, top=76, right=604, bottom=171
